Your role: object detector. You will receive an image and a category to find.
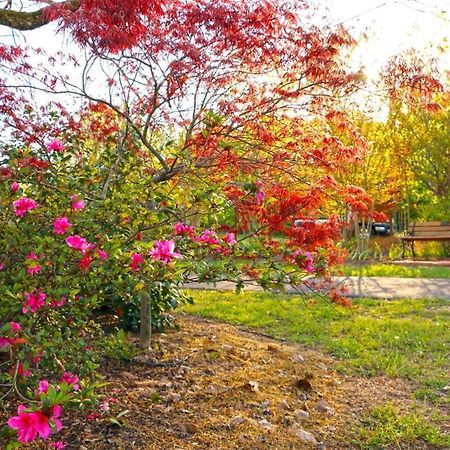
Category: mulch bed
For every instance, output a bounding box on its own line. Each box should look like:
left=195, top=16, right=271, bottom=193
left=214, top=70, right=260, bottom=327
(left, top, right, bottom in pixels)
left=2, top=315, right=429, bottom=449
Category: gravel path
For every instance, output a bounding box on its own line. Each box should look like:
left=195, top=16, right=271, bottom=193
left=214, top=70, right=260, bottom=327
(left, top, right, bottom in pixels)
left=185, top=276, right=450, bottom=300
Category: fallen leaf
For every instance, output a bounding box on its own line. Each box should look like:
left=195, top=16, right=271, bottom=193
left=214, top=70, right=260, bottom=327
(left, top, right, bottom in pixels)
left=244, top=380, right=260, bottom=392
left=177, top=422, right=198, bottom=434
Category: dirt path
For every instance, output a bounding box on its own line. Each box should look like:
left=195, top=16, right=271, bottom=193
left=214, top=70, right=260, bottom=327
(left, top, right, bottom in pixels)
left=51, top=315, right=429, bottom=450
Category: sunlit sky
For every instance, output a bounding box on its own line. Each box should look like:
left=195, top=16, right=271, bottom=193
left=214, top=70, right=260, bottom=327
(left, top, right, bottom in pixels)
left=1, top=0, right=449, bottom=106
left=2, top=0, right=449, bottom=71
left=324, top=0, right=450, bottom=81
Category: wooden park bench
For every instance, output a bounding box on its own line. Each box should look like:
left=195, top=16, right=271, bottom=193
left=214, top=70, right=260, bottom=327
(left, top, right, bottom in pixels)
left=401, top=221, right=450, bottom=258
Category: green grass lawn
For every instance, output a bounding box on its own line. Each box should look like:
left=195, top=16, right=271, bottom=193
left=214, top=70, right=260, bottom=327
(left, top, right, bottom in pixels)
left=335, top=263, right=450, bottom=279
left=183, top=291, right=449, bottom=401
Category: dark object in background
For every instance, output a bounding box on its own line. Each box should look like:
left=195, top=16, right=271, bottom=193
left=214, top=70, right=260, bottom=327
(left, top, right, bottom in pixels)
left=371, top=222, right=391, bottom=236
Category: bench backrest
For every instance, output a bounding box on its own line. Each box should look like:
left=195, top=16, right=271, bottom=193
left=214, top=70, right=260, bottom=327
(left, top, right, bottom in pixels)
left=408, top=221, right=450, bottom=237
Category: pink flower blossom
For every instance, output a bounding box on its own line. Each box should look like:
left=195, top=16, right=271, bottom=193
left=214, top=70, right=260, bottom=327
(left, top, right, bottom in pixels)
left=0, top=262, right=4, bottom=270
left=26, top=253, right=42, bottom=276
left=149, top=240, right=182, bottom=265
left=65, top=235, right=91, bottom=253
left=11, top=181, right=20, bottom=192
left=10, top=322, right=21, bottom=332
left=13, top=197, right=38, bottom=217
left=100, top=401, right=110, bottom=412
left=174, top=222, right=194, bottom=235
left=97, top=249, right=108, bottom=260
left=37, top=380, right=49, bottom=395
left=79, top=255, right=93, bottom=271
left=130, top=252, right=144, bottom=271
left=7, top=406, right=48, bottom=442
left=224, top=232, right=237, bottom=245
left=23, top=291, right=46, bottom=314
left=292, top=250, right=315, bottom=274
left=50, top=441, right=66, bottom=449
left=17, top=363, right=32, bottom=377
left=195, top=230, right=220, bottom=246
left=256, top=189, right=265, bottom=205
left=8, top=404, right=62, bottom=443
left=0, top=336, right=10, bottom=348
left=32, top=352, right=43, bottom=364
left=47, top=140, right=65, bottom=152
left=70, top=195, right=85, bottom=211
left=61, top=372, right=80, bottom=391
left=50, top=296, right=67, bottom=308
left=53, top=216, right=72, bottom=235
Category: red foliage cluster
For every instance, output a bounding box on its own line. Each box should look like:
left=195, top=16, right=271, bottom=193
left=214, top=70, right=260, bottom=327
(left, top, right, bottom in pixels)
left=45, top=0, right=166, bottom=52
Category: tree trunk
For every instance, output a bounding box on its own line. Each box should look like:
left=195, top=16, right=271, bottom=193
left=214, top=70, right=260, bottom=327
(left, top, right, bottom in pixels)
left=139, top=290, right=151, bottom=349
left=0, top=1, right=79, bottom=31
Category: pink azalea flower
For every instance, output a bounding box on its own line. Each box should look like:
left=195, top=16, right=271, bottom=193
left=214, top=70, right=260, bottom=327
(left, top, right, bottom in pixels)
left=0, top=336, right=10, bottom=348
left=100, top=400, right=110, bottom=412
left=32, top=352, right=43, bottom=364
left=79, top=255, right=93, bottom=271
left=50, top=442, right=66, bottom=449
left=256, top=189, right=265, bottom=205
left=26, top=253, right=42, bottom=276
left=174, top=222, right=194, bottom=235
left=8, top=406, right=45, bottom=442
left=70, top=195, right=85, bottom=211
left=130, top=252, right=144, bottom=271
left=0, top=262, right=4, bottom=270
left=224, top=232, right=237, bottom=245
left=60, top=372, right=80, bottom=391
left=17, top=363, right=32, bottom=377
left=291, top=250, right=315, bottom=274
left=37, top=380, right=49, bottom=395
left=53, top=216, right=72, bottom=235
left=47, top=140, right=65, bottom=152
left=149, top=240, right=182, bottom=265
left=195, top=230, right=221, bottom=246
left=23, top=291, right=46, bottom=314
left=10, top=322, right=21, bottom=332
left=97, top=249, right=108, bottom=260
left=50, top=296, right=67, bottom=308
left=11, top=181, right=20, bottom=192
left=17, top=405, right=62, bottom=441
left=65, top=235, right=91, bottom=253
left=13, top=197, right=38, bottom=217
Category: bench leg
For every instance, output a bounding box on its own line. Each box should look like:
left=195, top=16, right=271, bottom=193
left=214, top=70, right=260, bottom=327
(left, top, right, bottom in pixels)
left=402, top=240, right=406, bottom=259
left=411, top=241, right=416, bottom=258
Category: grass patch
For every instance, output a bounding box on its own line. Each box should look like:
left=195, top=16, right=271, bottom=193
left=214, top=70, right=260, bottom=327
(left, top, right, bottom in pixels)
left=182, top=291, right=450, bottom=400
left=358, top=403, right=450, bottom=449
left=335, top=263, right=450, bottom=279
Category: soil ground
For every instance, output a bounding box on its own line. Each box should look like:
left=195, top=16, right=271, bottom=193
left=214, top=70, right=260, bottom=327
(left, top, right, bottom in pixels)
left=31, top=315, right=443, bottom=450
